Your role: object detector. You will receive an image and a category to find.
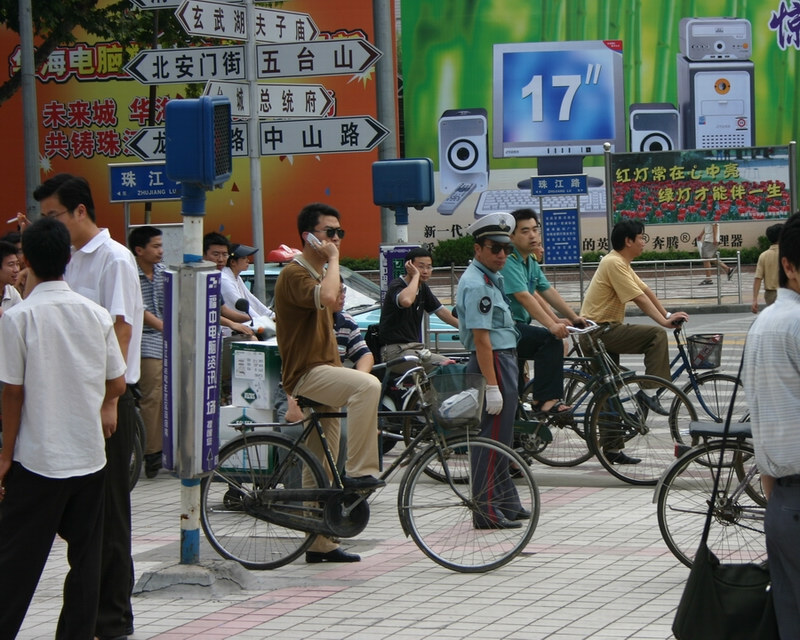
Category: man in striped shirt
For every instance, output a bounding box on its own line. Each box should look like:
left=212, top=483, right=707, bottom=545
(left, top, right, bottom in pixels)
left=742, top=212, right=800, bottom=639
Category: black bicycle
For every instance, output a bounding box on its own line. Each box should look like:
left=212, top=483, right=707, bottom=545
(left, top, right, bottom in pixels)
left=200, top=355, right=540, bottom=573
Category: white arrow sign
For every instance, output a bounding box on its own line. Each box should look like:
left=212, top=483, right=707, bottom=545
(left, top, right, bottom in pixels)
left=124, top=45, right=245, bottom=84
left=124, top=123, right=249, bottom=160
left=175, top=0, right=247, bottom=41
left=256, top=38, right=382, bottom=79
left=258, top=116, right=389, bottom=156
left=175, top=0, right=318, bottom=43
left=203, top=80, right=334, bottom=119
left=131, top=0, right=184, bottom=9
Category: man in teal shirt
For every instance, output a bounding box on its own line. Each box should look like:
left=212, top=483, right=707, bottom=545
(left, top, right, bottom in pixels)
left=502, top=208, right=586, bottom=415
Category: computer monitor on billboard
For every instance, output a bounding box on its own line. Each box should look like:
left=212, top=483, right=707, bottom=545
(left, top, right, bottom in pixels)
left=492, top=40, right=626, bottom=180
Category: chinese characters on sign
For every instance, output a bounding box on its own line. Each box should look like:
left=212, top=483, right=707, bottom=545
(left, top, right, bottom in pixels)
left=258, top=116, right=388, bottom=156
left=769, top=0, right=800, bottom=50
left=108, top=162, right=181, bottom=202
left=256, top=38, right=382, bottom=78
left=124, top=46, right=246, bottom=84
left=611, top=146, right=792, bottom=225
left=203, top=81, right=334, bottom=119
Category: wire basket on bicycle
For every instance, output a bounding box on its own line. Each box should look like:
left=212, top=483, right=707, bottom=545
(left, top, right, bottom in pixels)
left=687, top=333, right=723, bottom=369
left=428, top=372, right=486, bottom=436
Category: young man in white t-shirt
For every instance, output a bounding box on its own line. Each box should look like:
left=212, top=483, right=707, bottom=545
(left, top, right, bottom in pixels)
left=0, top=217, right=127, bottom=638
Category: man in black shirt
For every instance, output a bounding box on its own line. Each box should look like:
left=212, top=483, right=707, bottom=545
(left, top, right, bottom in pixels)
left=378, top=247, right=458, bottom=370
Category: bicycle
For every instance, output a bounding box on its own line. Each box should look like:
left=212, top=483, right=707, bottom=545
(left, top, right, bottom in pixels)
left=515, top=322, right=743, bottom=470
left=518, top=322, right=697, bottom=485
left=653, top=420, right=766, bottom=568
left=200, top=355, right=540, bottom=573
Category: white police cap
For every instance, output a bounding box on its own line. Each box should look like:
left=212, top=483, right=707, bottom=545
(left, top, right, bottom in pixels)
left=467, top=211, right=514, bottom=243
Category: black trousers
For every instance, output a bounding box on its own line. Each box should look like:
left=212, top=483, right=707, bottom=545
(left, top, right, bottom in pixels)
left=0, top=463, right=106, bottom=640
left=96, top=387, right=135, bottom=637
left=516, top=322, right=564, bottom=402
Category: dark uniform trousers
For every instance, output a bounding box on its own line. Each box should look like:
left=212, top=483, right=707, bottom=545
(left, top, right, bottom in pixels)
left=95, top=387, right=136, bottom=637
left=0, top=463, right=106, bottom=640
left=467, top=349, right=522, bottom=524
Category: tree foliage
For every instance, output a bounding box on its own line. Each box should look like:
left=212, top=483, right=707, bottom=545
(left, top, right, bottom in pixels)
left=0, top=0, right=203, bottom=105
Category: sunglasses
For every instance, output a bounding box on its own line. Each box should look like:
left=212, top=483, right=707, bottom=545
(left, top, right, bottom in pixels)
left=317, top=227, right=345, bottom=239
left=484, top=242, right=513, bottom=255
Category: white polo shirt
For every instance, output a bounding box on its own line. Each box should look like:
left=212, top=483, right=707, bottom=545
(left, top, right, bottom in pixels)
left=65, top=228, right=143, bottom=384
left=0, top=281, right=126, bottom=478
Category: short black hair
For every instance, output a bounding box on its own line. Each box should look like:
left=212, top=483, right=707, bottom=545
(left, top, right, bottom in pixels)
left=779, top=213, right=800, bottom=288
left=21, top=217, right=71, bottom=280
left=203, top=231, right=229, bottom=255
left=32, top=173, right=96, bottom=222
left=296, top=203, right=340, bottom=245
left=0, top=231, right=21, bottom=246
left=405, top=247, right=432, bottom=262
left=128, top=225, right=163, bottom=252
left=610, top=219, right=645, bottom=251
left=0, top=240, right=18, bottom=263
left=766, top=223, right=783, bottom=245
left=511, top=208, right=539, bottom=227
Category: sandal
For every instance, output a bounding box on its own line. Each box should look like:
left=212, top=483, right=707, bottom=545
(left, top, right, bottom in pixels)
left=533, top=400, right=572, bottom=415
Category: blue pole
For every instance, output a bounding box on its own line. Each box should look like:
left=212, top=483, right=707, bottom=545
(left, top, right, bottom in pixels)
left=180, top=477, right=201, bottom=564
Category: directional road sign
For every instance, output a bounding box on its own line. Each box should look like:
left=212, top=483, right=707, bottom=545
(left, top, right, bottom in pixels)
left=203, top=80, right=334, bottom=119
left=125, top=126, right=167, bottom=161
left=175, top=0, right=247, bottom=41
left=124, top=124, right=248, bottom=161
left=131, top=0, right=184, bottom=9
left=109, top=162, right=181, bottom=202
left=124, top=45, right=245, bottom=84
left=175, top=0, right=318, bottom=43
left=258, top=116, right=389, bottom=156
left=256, top=38, right=382, bottom=79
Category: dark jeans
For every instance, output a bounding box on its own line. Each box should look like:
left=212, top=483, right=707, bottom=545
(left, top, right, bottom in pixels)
left=96, top=387, right=135, bottom=637
left=765, top=476, right=800, bottom=640
left=516, top=322, right=564, bottom=402
left=0, top=463, right=106, bottom=640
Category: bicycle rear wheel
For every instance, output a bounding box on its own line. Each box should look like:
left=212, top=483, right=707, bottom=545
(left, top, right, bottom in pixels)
left=200, top=433, right=327, bottom=570
left=518, top=370, right=593, bottom=467
left=655, top=440, right=766, bottom=568
left=672, top=373, right=749, bottom=445
left=588, top=374, right=696, bottom=485
left=398, top=436, right=539, bottom=572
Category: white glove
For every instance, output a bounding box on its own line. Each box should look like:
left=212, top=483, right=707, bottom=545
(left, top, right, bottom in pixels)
left=485, top=385, right=503, bottom=415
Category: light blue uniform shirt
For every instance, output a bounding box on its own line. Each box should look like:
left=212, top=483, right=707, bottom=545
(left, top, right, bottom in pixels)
left=456, top=260, right=518, bottom=352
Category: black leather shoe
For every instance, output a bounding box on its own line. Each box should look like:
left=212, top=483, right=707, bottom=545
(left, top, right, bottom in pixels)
left=144, top=452, right=162, bottom=479
left=505, top=508, right=531, bottom=521
left=473, top=515, right=523, bottom=529
left=342, top=475, right=385, bottom=490
left=605, top=451, right=642, bottom=465
left=305, top=548, right=361, bottom=563
left=635, top=389, right=669, bottom=416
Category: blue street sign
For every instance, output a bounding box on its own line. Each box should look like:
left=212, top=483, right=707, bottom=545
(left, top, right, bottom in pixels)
left=109, top=162, right=181, bottom=202
left=541, top=208, right=581, bottom=265
left=531, top=174, right=587, bottom=196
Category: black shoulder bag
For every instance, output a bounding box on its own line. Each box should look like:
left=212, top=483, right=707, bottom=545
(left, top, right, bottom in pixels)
left=672, top=356, right=779, bottom=640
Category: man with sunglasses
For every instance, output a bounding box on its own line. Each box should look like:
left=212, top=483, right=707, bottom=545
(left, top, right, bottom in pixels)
left=456, top=212, right=527, bottom=530
left=274, top=203, right=383, bottom=563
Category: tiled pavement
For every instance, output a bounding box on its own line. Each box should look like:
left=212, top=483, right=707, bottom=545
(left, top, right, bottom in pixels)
left=17, top=312, right=757, bottom=640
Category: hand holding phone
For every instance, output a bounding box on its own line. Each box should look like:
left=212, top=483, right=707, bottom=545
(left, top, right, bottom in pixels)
left=306, top=232, right=323, bottom=250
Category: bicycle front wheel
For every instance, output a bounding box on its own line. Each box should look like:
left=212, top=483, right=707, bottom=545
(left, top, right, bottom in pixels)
left=200, top=433, right=327, bottom=570
left=398, top=436, right=539, bottom=572
left=518, top=370, right=593, bottom=467
left=655, top=440, right=766, bottom=568
left=588, top=374, right=696, bottom=485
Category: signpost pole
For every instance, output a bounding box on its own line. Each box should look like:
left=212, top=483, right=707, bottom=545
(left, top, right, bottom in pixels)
left=246, top=0, right=266, bottom=302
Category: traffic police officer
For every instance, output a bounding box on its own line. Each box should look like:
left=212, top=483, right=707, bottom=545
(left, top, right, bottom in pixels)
left=456, top=212, right=528, bottom=529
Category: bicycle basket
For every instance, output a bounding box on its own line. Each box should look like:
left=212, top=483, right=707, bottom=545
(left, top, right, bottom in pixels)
left=428, top=372, right=486, bottom=436
left=687, top=333, right=723, bottom=369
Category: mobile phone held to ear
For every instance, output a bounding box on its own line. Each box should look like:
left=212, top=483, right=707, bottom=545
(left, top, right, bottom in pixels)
left=306, top=232, right=323, bottom=249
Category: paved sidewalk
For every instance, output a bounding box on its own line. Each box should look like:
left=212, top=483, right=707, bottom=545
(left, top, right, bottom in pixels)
left=20, top=461, right=688, bottom=640
left=19, top=314, right=757, bottom=640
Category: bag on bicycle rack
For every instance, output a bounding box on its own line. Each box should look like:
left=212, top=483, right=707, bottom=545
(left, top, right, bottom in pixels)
left=672, top=543, right=778, bottom=640
left=672, top=353, right=778, bottom=640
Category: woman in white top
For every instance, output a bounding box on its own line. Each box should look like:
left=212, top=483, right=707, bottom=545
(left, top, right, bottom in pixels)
left=220, top=243, right=275, bottom=321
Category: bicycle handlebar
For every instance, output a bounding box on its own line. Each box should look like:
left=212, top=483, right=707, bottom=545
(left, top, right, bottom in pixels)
left=566, top=319, right=601, bottom=335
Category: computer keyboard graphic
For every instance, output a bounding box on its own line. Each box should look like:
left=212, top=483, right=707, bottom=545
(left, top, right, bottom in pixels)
left=475, top=187, right=608, bottom=217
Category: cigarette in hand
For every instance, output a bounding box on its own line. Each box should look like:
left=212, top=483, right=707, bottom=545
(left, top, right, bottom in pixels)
left=6, top=216, right=19, bottom=224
